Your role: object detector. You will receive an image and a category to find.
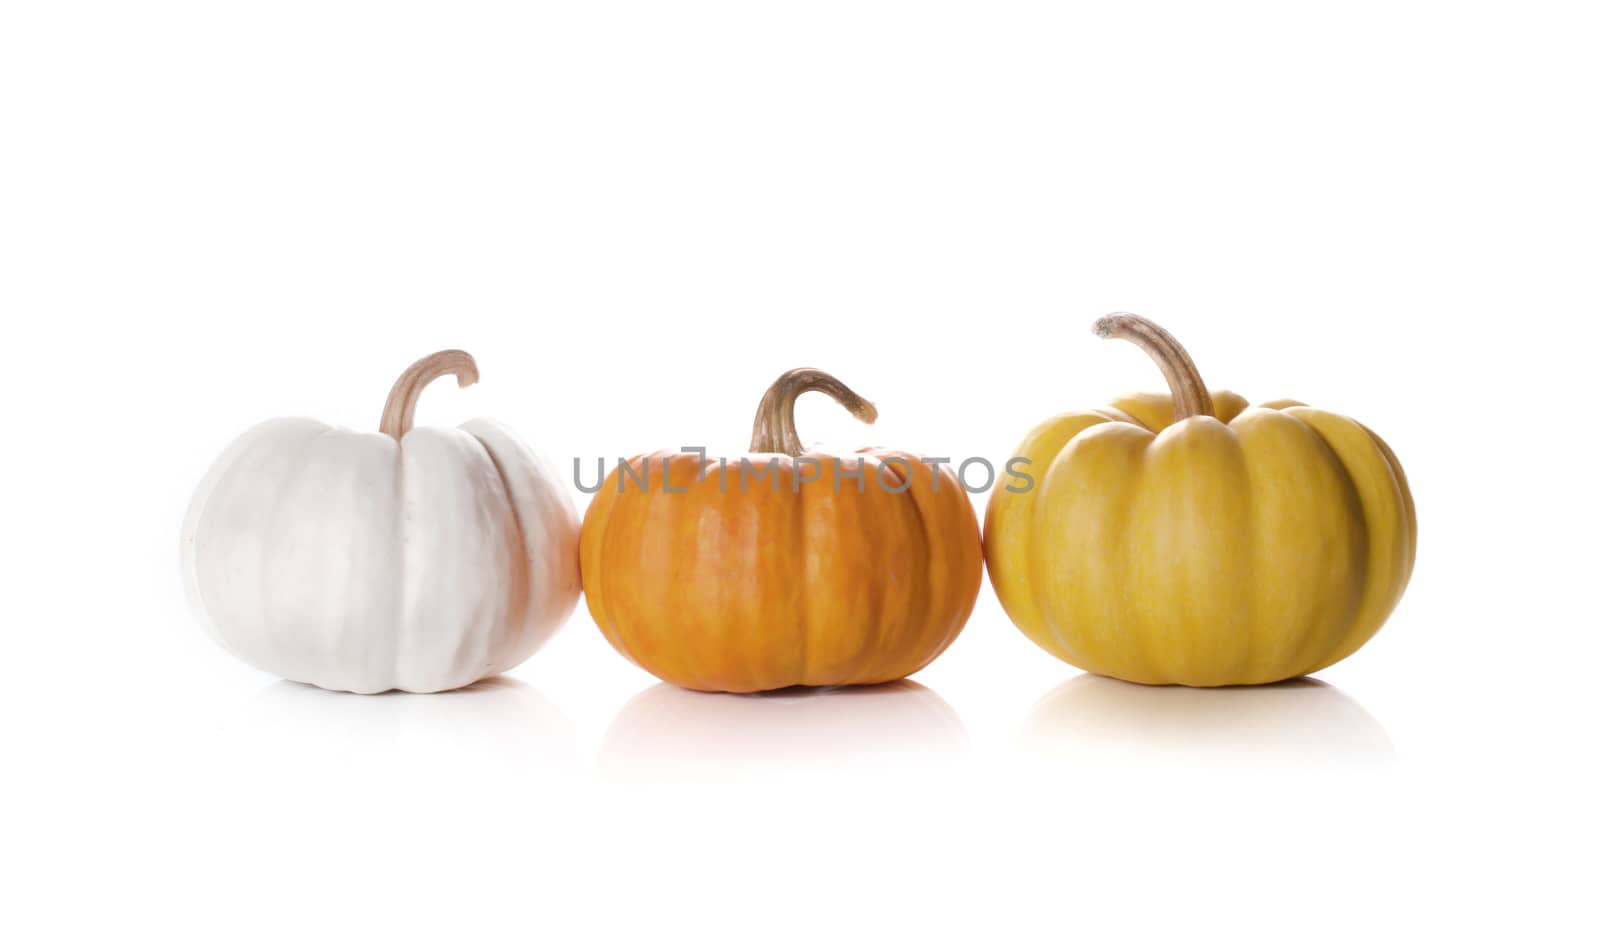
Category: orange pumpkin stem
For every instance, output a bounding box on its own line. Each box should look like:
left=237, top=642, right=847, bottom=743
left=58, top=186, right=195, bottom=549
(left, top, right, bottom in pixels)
left=1093, top=313, right=1215, bottom=420
left=379, top=349, right=479, bottom=440
left=749, top=368, right=878, bottom=456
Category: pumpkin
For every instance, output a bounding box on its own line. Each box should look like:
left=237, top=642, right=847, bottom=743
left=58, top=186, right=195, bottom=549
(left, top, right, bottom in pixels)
left=579, top=368, right=983, bottom=693
left=181, top=350, right=580, bottom=694
left=984, top=314, right=1416, bottom=686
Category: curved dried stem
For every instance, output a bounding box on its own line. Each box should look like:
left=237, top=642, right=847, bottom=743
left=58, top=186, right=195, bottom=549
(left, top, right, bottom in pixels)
left=1093, top=314, right=1215, bottom=420
left=749, top=368, right=877, bottom=456
left=379, top=350, right=479, bottom=439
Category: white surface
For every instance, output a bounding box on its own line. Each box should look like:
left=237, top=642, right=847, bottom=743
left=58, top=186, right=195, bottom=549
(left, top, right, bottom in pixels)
left=2, top=2, right=1596, bottom=937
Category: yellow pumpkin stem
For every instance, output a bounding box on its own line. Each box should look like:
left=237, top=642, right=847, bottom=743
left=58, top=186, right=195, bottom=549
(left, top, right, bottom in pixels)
left=379, top=350, right=479, bottom=440
left=749, top=368, right=878, bottom=456
left=1093, top=313, right=1215, bottom=420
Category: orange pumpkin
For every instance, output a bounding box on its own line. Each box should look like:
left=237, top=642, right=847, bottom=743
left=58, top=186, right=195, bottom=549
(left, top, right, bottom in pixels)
left=580, top=369, right=983, bottom=693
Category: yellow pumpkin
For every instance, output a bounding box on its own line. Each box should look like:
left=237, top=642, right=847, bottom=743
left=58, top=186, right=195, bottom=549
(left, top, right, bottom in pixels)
left=984, top=314, right=1416, bottom=686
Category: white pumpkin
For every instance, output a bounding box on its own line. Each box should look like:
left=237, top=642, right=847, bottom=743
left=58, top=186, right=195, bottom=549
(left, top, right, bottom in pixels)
left=181, top=350, right=580, bottom=693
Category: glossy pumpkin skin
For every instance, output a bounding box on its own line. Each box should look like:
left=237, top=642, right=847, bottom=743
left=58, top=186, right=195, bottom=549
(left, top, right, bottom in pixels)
left=985, top=321, right=1416, bottom=687
left=582, top=425, right=983, bottom=694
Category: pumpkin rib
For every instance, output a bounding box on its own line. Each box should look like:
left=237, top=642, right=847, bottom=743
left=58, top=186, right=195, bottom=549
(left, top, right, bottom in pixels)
left=451, top=432, right=515, bottom=689
left=290, top=428, right=380, bottom=690
left=793, top=454, right=812, bottom=687
left=1025, top=441, right=1075, bottom=666
left=755, top=456, right=806, bottom=691
left=1212, top=390, right=1252, bottom=423
left=989, top=412, right=1112, bottom=670
left=460, top=431, right=523, bottom=672
left=469, top=418, right=582, bottom=631
left=598, top=459, right=645, bottom=672
left=1030, top=420, right=1143, bottom=676
left=624, top=454, right=677, bottom=681
left=578, top=471, right=617, bottom=659
left=858, top=458, right=898, bottom=683
left=647, top=451, right=722, bottom=690
left=384, top=427, right=412, bottom=690
left=1355, top=420, right=1419, bottom=578
left=322, top=435, right=398, bottom=689
left=461, top=425, right=541, bottom=677
left=586, top=458, right=646, bottom=673
left=1232, top=408, right=1365, bottom=683
left=397, top=429, right=524, bottom=692
left=1232, top=419, right=1272, bottom=685
left=909, top=460, right=983, bottom=677
left=648, top=455, right=703, bottom=688
left=1079, top=425, right=1154, bottom=681
left=184, top=418, right=328, bottom=666
left=1133, top=417, right=1256, bottom=686
left=881, top=452, right=940, bottom=684
left=262, top=425, right=339, bottom=685
left=1294, top=414, right=1376, bottom=680
left=1092, top=406, right=1142, bottom=427
left=1122, top=430, right=1176, bottom=685
left=889, top=454, right=928, bottom=684
left=1315, top=418, right=1415, bottom=673
left=1280, top=408, right=1411, bottom=674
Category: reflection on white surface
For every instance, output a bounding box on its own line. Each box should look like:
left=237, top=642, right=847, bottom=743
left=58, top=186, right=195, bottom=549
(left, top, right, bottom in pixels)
left=1023, top=674, right=1393, bottom=769
left=598, top=680, right=968, bottom=774
left=214, top=676, right=579, bottom=779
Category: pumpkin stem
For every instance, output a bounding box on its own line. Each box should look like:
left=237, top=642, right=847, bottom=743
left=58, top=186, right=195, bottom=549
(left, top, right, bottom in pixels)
left=379, top=350, right=479, bottom=440
left=1093, top=314, right=1215, bottom=420
left=749, top=368, right=878, bottom=456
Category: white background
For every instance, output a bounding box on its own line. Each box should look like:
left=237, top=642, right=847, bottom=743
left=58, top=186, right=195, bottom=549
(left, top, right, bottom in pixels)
left=3, top=2, right=1597, bottom=937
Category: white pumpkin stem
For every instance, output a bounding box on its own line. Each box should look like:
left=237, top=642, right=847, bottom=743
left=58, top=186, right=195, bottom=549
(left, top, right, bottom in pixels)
left=1093, top=313, right=1215, bottom=420
left=379, top=350, right=479, bottom=440
left=749, top=368, right=878, bottom=456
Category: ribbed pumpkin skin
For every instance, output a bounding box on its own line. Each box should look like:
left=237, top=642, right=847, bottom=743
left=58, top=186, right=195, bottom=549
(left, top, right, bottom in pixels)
left=984, top=390, right=1417, bottom=687
left=581, top=448, right=983, bottom=693
left=181, top=350, right=581, bottom=695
